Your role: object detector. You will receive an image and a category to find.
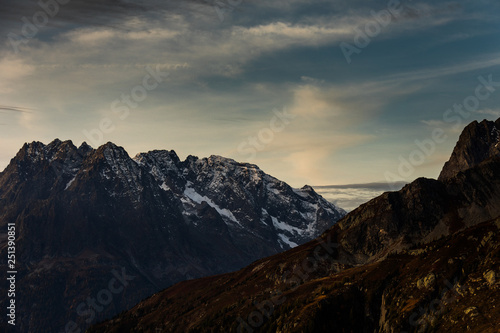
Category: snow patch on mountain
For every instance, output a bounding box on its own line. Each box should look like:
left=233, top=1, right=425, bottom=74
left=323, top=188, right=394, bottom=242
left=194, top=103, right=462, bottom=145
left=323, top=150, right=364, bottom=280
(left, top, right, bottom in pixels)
left=277, top=233, right=298, bottom=248
left=64, top=176, right=76, bottom=190
left=271, top=216, right=304, bottom=236
left=184, top=183, right=242, bottom=227
left=14, top=139, right=346, bottom=252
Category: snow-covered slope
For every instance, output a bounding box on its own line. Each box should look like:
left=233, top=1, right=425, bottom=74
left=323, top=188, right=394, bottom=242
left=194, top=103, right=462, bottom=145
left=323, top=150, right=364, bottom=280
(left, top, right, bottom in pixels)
left=134, top=149, right=346, bottom=249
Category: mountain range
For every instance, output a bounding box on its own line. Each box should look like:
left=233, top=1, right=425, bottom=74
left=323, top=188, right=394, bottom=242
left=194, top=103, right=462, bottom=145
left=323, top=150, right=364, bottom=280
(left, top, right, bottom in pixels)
left=88, top=117, right=500, bottom=333
left=0, top=139, right=345, bottom=332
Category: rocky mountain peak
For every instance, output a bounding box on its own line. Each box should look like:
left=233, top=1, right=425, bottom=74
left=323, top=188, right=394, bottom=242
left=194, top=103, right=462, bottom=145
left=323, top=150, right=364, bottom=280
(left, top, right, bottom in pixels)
left=133, top=150, right=181, bottom=173
left=90, top=142, right=137, bottom=171
left=78, top=141, right=92, bottom=150
left=298, top=185, right=316, bottom=196
left=0, top=140, right=346, bottom=332
left=207, top=154, right=236, bottom=164
left=16, top=139, right=80, bottom=162
left=19, top=140, right=46, bottom=158
left=87, top=117, right=500, bottom=333
left=97, top=141, right=127, bottom=156
left=439, top=117, right=500, bottom=181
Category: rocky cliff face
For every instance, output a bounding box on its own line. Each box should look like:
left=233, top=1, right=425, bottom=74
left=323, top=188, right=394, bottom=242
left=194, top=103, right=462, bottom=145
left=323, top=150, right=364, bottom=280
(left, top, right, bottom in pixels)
left=336, top=153, right=500, bottom=264
left=89, top=117, right=500, bottom=333
left=333, top=117, right=500, bottom=265
left=0, top=139, right=345, bottom=332
left=439, top=118, right=500, bottom=181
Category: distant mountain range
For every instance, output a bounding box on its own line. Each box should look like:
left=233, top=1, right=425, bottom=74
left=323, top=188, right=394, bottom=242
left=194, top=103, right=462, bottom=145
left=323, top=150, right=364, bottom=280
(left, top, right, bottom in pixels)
left=0, top=140, right=345, bottom=332
left=89, top=118, right=500, bottom=333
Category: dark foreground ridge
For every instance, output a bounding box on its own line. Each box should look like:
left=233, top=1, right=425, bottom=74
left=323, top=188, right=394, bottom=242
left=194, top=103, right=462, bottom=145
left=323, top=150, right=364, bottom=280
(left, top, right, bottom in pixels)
left=0, top=141, right=345, bottom=332
left=89, top=117, right=500, bottom=333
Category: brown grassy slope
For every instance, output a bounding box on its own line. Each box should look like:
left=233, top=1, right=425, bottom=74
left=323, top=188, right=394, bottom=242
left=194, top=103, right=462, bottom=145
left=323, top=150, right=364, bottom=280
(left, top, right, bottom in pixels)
left=89, top=218, right=500, bottom=333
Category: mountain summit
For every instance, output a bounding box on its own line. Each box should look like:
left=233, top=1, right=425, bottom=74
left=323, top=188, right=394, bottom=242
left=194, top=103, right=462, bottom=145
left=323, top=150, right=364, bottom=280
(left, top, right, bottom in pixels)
left=439, top=117, right=500, bottom=181
left=0, top=140, right=345, bottom=332
left=90, top=118, right=500, bottom=333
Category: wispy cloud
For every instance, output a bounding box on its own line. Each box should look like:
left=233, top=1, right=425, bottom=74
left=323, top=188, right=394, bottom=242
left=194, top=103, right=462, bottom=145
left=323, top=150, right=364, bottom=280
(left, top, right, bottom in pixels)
left=381, top=53, right=500, bottom=85
left=0, top=0, right=207, bottom=34
left=0, top=105, right=33, bottom=113
left=0, top=0, right=497, bottom=188
left=476, top=108, right=500, bottom=118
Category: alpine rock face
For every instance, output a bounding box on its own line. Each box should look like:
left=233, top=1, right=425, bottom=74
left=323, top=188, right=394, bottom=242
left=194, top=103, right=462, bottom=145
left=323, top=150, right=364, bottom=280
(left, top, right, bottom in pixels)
left=0, top=139, right=345, bottom=332
left=90, top=117, right=500, bottom=333
left=439, top=118, right=500, bottom=181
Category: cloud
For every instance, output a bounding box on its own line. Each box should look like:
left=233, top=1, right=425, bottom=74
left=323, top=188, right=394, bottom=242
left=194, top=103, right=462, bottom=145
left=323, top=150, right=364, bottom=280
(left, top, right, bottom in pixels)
left=249, top=80, right=386, bottom=186
left=314, top=181, right=407, bottom=211
left=0, top=105, right=33, bottom=113
left=315, top=181, right=408, bottom=191
left=0, top=0, right=477, bottom=99
left=0, top=0, right=497, bottom=188
left=0, top=0, right=203, bottom=33
left=381, top=53, right=500, bottom=86
left=0, top=57, right=35, bottom=93
left=2, top=16, right=349, bottom=84
left=476, top=108, right=500, bottom=118
left=421, top=105, right=500, bottom=136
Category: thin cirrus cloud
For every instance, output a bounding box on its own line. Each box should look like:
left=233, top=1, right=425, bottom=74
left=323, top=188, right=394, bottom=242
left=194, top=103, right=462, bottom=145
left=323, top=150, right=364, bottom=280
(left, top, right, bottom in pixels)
left=0, top=105, right=33, bottom=113
left=3, top=1, right=462, bottom=76
left=0, top=0, right=499, bottom=195
left=0, top=0, right=201, bottom=32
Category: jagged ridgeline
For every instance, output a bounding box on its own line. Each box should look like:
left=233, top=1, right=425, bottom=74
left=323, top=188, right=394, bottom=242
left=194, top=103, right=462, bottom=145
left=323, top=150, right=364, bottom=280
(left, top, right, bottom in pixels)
left=89, top=118, right=500, bottom=333
left=0, top=140, right=345, bottom=332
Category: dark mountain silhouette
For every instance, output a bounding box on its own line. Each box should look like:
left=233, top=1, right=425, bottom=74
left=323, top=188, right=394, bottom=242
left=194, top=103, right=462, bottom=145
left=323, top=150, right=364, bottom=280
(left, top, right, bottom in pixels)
left=0, top=140, right=345, bottom=332
left=89, top=118, right=500, bottom=333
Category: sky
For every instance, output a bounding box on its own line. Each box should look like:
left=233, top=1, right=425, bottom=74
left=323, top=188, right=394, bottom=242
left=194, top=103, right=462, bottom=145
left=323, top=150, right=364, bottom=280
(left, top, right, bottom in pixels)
left=1, top=0, right=500, bottom=192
